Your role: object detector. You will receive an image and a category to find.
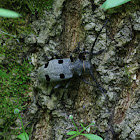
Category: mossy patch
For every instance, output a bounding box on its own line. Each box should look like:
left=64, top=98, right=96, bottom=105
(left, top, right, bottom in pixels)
left=0, top=0, right=53, bottom=139
left=0, top=0, right=54, bottom=15
left=0, top=45, right=33, bottom=139
left=0, top=0, right=54, bottom=34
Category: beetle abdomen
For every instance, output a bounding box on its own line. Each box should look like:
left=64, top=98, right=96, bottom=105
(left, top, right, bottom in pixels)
left=38, top=58, right=73, bottom=82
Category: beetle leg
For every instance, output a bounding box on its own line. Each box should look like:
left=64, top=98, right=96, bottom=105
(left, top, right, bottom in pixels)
left=79, top=48, right=104, bottom=60
left=65, top=81, right=71, bottom=88
left=79, top=76, right=107, bottom=99
left=54, top=81, right=71, bottom=89
left=79, top=77, right=96, bottom=87
left=73, top=42, right=80, bottom=53
left=79, top=49, right=105, bottom=56
left=54, top=83, right=62, bottom=89
left=70, top=54, right=74, bottom=62
left=90, top=69, right=107, bottom=97
left=54, top=53, right=61, bottom=59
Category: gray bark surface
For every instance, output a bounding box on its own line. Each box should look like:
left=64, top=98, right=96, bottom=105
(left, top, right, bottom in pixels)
left=24, top=0, right=140, bottom=139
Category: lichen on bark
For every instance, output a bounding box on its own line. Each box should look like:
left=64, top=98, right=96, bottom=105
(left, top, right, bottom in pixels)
left=7, top=0, right=139, bottom=140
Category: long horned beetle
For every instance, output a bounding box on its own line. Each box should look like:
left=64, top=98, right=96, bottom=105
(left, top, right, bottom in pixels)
left=38, top=20, right=108, bottom=95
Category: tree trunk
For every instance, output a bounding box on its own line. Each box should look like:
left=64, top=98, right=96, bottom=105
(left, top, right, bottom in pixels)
left=24, top=0, right=140, bottom=139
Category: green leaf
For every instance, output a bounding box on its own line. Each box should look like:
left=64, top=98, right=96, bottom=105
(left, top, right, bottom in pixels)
left=81, top=134, right=103, bottom=140
left=17, top=133, right=29, bottom=140
left=0, top=70, right=9, bottom=79
left=101, top=0, right=131, bottom=10
left=0, top=8, right=21, bottom=18
left=80, top=123, right=85, bottom=129
left=67, top=131, right=78, bottom=135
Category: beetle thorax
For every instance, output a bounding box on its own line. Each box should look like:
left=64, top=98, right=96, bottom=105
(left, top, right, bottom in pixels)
left=70, top=59, right=91, bottom=76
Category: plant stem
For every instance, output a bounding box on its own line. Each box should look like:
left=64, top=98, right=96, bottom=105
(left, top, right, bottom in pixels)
left=72, top=119, right=79, bottom=132
left=18, top=114, right=27, bottom=140
left=66, top=122, right=94, bottom=140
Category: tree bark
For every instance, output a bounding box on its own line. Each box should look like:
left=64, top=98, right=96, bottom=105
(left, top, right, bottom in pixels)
left=24, top=0, right=140, bottom=139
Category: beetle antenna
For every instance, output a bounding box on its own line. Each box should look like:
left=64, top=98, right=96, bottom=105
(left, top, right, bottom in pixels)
left=88, top=19, right=109, bottom=96
left=89, top=19, right=109, bottom=61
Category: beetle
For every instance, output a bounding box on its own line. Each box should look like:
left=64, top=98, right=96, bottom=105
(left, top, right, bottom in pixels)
left=38, top=20, right=108, bottom=94
left=38, top=57, right=91, bottom=82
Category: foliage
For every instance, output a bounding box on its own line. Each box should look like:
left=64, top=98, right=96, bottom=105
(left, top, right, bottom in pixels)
left=0, top=0, right=54, bottom=33
left=101, top=0, right=131, bottom=10
left=0, top=0, right=54, bottom=34
left=0, top=7, right=23, bottom=34
left=0, top=8, right=21, bottom=18
left=0, top=0, right=54, bottom=15
left=17, top=133, right=29, bottom=140
left=0, top=0, right=53, bottom=35
left=14, top=109, right=29, bottom=140
left=0, top=17, right=32, bottom=35
left=67, top=115, right=103, bottom=140
left=0, top=69, right=9, bottom=79
left=0, top=45, right=33, bottom=139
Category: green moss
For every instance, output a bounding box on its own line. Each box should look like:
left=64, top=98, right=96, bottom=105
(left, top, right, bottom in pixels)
left=0, top=18, right=31, bottom=35
left=0, top=0, right=54, bottom=15
left=0, top=0, right=54, bottom=34
left=0, top=46, right=33, bottom=139
left=0, top=1, right=54, bottom=138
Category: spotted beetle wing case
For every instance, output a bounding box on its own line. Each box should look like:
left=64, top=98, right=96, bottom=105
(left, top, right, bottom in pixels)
left=38, top=58, right=73, bottom=82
